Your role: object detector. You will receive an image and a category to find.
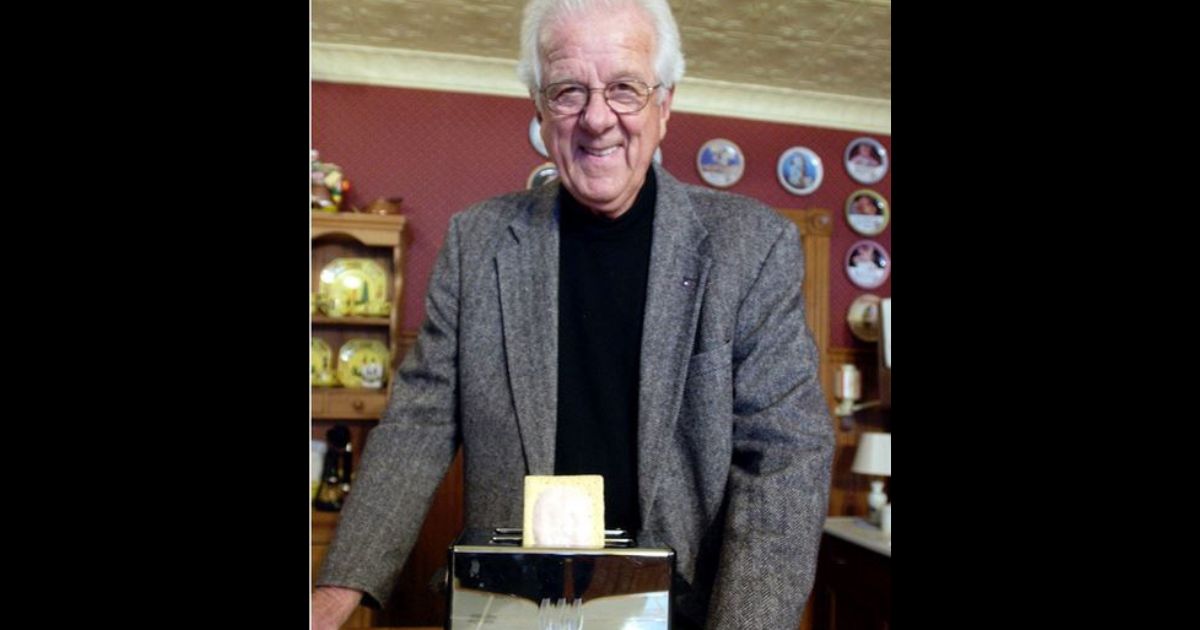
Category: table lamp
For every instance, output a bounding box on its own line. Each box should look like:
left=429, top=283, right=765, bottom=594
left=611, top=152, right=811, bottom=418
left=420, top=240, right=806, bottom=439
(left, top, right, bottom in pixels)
left=851, top=432, right=891, bottom=528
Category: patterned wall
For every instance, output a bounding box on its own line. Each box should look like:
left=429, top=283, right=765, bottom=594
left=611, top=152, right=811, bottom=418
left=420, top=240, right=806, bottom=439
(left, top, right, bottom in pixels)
left=313, top=81, right=890, bottom=349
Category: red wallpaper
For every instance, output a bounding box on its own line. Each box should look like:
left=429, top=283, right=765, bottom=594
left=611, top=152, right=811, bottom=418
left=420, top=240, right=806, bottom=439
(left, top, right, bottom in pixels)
left=313, top=81, right=890, bottom=348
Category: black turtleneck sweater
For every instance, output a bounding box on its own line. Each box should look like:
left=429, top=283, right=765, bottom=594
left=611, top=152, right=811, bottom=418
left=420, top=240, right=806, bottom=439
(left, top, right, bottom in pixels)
left=555, top=168, right=656, bottom=533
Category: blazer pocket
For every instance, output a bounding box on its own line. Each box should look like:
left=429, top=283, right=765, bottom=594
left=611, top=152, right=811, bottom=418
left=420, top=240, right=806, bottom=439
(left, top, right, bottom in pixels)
left=687, top=339, right=732, bottom=378
left=680, top=339, right=734, bottom=442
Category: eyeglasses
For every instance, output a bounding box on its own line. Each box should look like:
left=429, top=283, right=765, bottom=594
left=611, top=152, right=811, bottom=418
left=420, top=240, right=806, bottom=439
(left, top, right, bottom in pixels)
left=540, top=80, right=662, bottom=115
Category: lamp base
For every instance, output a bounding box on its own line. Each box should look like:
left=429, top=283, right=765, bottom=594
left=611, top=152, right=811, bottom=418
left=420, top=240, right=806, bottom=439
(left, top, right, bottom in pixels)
left=866, top=479, right=887, bottom=526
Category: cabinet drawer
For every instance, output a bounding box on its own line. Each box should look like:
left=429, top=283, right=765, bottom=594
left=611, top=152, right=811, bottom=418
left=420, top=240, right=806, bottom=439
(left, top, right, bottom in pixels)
left=313, top=388, right=388, bottom=420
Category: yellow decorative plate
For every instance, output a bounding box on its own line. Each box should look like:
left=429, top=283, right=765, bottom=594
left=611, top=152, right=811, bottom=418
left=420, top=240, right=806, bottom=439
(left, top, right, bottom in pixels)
left=337, top=339, right=390, bottom=389
left=317, top=258, right=389, bottom=317
left=311, top=338, right=336, bottom=386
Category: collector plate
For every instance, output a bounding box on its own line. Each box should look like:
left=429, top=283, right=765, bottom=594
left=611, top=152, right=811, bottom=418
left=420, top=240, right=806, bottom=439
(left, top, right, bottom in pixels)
left=845, top=189, right=890, bottom=236
left=844, top=137, right=889, bottom=185
left=777, top=146, right=823, bottom=195
left=317, top=258, right=390, bottom=318
left=845, top=240, right=891, bottom=290
left=337, top=339, right=390, bottom=389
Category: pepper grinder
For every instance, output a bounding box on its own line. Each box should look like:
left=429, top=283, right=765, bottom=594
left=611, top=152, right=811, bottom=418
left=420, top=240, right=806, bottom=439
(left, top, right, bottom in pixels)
left=314, top=424, right=353, bottom=512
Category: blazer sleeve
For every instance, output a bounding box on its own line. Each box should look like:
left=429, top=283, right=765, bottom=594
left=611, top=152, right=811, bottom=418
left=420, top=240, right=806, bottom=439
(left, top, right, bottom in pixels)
left=705, top=221, right=835, bottom=628
left=315, top=214, right=465, bottom=608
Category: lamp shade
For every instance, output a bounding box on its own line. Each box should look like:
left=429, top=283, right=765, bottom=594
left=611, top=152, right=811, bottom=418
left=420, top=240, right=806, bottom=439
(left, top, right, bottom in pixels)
left=851, top=432, right=891, bottom=477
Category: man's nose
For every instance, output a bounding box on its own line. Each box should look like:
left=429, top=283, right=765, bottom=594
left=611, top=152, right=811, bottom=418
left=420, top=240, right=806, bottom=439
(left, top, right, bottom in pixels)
left=579, top=89, right=617, bottom=133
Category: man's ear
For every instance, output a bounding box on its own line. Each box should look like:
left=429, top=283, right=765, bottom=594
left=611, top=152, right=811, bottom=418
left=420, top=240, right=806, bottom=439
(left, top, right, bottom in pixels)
left=658, top=85, right=675, bottom=137
left=531, top=90, right=543, bottom=123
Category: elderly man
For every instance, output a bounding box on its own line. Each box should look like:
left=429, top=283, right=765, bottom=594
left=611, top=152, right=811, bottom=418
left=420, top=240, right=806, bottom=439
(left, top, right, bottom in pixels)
left=312, top=0, right=833, bottom=628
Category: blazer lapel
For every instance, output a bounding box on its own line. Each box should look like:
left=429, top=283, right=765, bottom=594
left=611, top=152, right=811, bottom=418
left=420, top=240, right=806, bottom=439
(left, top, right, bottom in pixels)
left=638, top=165, right=712, bottom=523
left=495, top=185, right=560, bottom=476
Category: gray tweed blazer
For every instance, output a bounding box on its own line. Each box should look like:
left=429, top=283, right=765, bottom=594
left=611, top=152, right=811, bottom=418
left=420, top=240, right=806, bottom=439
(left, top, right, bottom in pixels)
left=317, top=164, right=833, bottom=628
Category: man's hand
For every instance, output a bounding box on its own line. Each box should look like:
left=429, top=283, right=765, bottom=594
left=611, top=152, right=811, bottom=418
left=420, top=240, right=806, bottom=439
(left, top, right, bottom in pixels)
left=312, top=586, right=363, bottom=630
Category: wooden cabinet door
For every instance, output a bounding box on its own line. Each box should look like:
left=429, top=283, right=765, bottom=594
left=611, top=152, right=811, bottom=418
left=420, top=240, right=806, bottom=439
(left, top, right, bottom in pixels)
left=812, top=535, right=891, bottom=630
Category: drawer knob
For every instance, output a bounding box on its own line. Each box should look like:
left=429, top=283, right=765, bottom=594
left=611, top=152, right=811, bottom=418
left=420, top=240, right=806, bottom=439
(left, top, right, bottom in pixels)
left=352, top=399, right=365, bottom=411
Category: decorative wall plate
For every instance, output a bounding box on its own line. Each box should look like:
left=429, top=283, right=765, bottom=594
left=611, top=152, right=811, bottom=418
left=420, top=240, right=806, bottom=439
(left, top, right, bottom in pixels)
left=845, top=240, right=891, bottom=289
left=777, top=146, right=824, bottom=195
left=696, top=138, right=745, bottom=188
left=846, top=293, right=883, bottom=342
left=529, top=115, right=549, bottom=158
left=845, top=189, right=890, bottom=236
left=527, top=162, right=559, bottom=189
left=844, top=137, right=889, bottom=184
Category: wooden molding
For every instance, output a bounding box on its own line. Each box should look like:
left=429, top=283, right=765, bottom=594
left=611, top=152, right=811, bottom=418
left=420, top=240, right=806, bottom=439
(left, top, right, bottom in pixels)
left=776, top=208, right=832, bottom=380
left=312, top=43, right=891, bottom=133
left=311, top=212, right=407, bottom=247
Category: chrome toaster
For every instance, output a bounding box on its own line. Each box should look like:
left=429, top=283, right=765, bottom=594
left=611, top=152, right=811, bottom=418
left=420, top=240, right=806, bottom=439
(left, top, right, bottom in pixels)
left=446, top=527, right=675, bottom=629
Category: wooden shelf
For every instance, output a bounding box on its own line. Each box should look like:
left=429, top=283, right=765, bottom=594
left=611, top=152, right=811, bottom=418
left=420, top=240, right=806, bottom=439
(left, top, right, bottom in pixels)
left=313, top=315, right=391, bottom=327
left=312, top=212, right=407, bottom=247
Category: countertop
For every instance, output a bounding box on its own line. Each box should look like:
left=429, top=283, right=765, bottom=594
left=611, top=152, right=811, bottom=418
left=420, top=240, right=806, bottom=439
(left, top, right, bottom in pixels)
left=823, top=516, right=891, bottom=557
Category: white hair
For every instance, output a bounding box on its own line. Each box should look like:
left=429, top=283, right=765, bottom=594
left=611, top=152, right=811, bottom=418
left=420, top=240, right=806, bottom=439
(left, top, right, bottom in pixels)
left=516, top=0, right=685, bottom=105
